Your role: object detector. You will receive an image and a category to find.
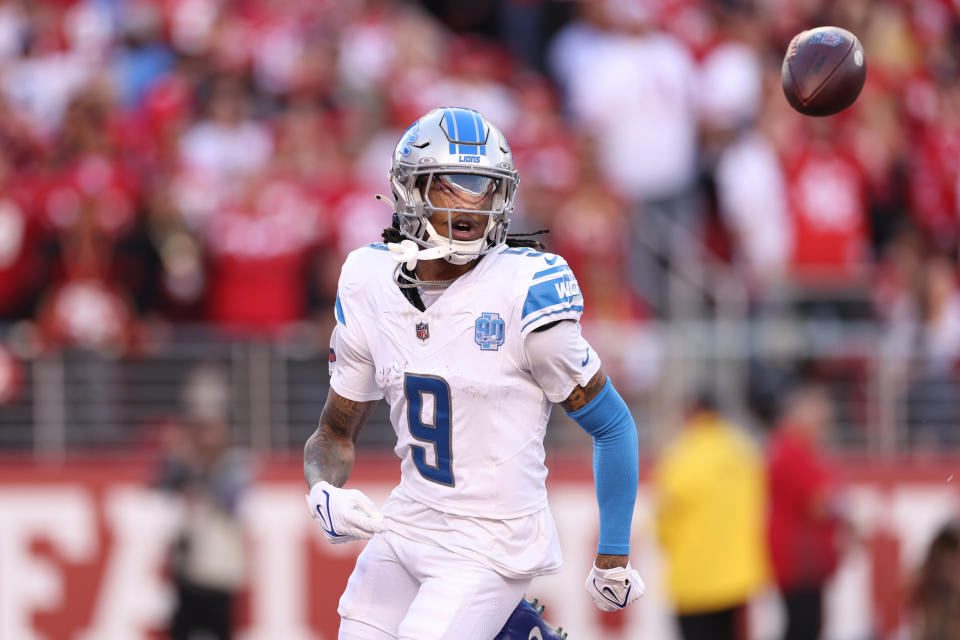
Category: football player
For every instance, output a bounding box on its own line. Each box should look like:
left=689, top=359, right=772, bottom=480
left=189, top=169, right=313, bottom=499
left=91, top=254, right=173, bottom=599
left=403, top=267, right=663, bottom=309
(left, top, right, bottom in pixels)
left=304, top=107, right=642, bottom=639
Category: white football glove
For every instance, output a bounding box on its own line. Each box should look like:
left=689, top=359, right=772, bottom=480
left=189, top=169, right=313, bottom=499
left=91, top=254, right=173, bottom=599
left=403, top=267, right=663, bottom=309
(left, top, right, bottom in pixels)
left=306, top=481, right=386, bottom=544
left=585, top=562, right=645, bottom=611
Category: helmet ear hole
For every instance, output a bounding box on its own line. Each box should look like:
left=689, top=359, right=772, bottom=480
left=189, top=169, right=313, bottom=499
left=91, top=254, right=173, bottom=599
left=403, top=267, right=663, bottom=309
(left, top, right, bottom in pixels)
left=414, top=174, right=428, bottom=198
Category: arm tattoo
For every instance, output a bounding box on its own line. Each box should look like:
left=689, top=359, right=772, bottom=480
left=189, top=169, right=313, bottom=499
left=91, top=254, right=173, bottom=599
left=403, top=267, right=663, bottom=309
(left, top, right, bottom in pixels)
left=304, top=389, right=378, bottom=488
left=560, top=366, right=607, bottom=413
left=595, top=553, right=629, bottom=569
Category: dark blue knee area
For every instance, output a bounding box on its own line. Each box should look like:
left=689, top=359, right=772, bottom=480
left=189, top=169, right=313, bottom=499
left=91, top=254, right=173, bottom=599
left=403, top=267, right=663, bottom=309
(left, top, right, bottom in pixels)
left=494, top=597, right=568, bottom=640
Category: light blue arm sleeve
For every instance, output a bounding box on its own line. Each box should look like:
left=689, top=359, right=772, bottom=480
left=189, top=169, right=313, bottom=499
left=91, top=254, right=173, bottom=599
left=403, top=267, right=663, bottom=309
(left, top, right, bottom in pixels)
left=566, top=377, right=639, bottom=555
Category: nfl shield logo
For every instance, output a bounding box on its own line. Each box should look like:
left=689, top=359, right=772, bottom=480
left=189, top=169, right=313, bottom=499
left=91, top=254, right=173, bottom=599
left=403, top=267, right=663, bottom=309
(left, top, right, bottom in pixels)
left=415, top=322, right=429, bottom=342
left=811, top=30, right=843, bottom=46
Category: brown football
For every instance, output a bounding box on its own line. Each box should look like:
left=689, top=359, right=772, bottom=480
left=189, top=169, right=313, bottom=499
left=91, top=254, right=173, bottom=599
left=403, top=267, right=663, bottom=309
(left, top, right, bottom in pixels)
left=781, top=26, right=866, bottom=117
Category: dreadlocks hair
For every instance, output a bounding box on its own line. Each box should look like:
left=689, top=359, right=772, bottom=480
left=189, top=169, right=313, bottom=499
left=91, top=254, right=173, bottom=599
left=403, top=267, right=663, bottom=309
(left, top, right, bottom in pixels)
left=505, top=229, right=550, bottom=250
left=381, top=215, right=550, bottom=251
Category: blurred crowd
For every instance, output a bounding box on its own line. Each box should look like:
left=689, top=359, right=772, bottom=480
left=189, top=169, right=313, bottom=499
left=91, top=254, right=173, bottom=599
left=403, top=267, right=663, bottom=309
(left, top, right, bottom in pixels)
left=0, top=0, right=951, bottom=332
left=0, top=0, right=957, bottom=396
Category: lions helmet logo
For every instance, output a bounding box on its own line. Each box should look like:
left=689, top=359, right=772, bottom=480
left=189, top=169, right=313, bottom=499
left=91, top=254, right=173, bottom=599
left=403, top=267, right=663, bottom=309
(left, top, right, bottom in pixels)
left=398, top=122, right=421, bottom=157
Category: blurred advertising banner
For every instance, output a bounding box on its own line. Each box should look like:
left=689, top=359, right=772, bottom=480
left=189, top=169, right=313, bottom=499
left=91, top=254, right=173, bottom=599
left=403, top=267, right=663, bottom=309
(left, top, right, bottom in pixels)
left=1, top=456, right=958, bottom=640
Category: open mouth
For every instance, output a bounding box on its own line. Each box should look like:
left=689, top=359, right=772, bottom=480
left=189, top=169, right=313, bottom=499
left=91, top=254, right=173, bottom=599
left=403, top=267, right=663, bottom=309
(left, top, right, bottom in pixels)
left=450, top=215, right=483, bottom=241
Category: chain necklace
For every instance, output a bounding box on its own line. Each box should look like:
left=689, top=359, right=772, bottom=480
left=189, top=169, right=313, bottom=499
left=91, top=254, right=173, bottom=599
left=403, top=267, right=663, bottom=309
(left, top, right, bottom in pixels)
left=394, top=263, right=458, bottom=289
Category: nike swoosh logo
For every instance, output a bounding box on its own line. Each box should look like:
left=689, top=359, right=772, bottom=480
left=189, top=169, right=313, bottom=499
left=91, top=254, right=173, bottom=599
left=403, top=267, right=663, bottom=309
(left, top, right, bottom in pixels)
left=544, top=255, right=558, bottom=265
left=581, top=349, right=589, bottom=367
left=317, top=491, right=343, bottom=537
left=594, top=579, right=631, bottom=608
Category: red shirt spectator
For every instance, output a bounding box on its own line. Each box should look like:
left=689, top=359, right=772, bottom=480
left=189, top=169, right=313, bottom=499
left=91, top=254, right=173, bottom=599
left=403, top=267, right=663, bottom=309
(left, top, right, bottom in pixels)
left=767, top=425, right=840, bottom=587
left=768, top=387, right=837, bottom=589
left=204, top=177, right=319, bottom=333
left=767, top=381, right=845, bottom=640
left=785, top=134, right=869, bottom=283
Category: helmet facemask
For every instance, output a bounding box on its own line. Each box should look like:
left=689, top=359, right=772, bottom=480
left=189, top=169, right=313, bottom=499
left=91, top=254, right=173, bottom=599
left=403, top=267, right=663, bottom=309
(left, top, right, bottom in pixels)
left=395, top=171, right=512, bottom=265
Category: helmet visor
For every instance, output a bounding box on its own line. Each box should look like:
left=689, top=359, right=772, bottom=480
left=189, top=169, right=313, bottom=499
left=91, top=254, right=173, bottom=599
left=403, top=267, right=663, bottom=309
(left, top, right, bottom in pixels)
left=435, top=173, right=499, bottom=197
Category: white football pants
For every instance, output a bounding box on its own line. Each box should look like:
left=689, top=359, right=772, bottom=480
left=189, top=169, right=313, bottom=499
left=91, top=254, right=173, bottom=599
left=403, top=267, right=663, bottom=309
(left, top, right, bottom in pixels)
left=338, top=530, right=531, bottom=640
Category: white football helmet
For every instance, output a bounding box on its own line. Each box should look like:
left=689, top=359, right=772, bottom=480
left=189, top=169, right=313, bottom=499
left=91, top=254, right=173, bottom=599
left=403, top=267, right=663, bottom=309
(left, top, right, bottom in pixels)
left=389, top=107, right=518, bottom=265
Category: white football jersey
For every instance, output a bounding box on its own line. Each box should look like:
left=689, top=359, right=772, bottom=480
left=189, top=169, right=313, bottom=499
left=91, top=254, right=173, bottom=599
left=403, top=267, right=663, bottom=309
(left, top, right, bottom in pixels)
left=329, top=242, right=600, bottom=575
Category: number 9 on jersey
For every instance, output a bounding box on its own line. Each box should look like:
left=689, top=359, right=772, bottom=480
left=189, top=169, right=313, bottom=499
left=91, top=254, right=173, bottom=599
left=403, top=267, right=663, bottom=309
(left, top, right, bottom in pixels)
left=405, top=374, right=455, bottom=487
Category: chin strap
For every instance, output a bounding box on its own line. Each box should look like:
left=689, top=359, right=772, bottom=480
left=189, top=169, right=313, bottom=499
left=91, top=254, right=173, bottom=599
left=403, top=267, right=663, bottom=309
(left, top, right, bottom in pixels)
left=386, top=239, right=454, bottom=270
left=377, top=193, right=482, bottom=268
left=378, top=195, right=456, bottom=270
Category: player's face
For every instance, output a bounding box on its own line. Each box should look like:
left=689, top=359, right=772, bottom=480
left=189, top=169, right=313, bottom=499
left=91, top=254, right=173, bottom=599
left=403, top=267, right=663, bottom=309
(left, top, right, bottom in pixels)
left=420, top=173, right=498, bottom=241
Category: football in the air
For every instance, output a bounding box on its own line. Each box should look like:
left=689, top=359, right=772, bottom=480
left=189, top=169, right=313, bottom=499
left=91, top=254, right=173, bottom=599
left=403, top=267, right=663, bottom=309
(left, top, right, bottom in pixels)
left=781, top=26, right=866, bottom=117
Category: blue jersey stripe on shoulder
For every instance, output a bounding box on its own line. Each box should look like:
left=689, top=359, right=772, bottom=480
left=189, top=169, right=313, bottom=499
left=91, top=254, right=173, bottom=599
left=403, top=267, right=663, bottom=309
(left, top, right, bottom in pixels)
left=521, top=306, right=584, bottom=331
left=523, top=280, right=563, bottom=318
left=522, top=274, right=582, bottom=319
left=367, top=242, right=390, bottom=251
left=335, top=293, right=346, bottom=326
left=532, top=264, right=571, bottom=279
